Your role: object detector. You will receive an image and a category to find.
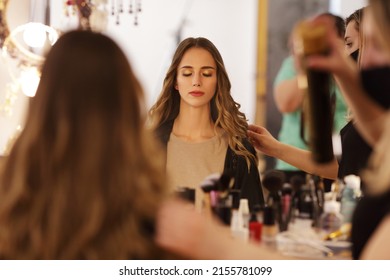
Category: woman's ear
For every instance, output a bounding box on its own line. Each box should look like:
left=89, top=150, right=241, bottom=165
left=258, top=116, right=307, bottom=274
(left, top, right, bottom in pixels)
left=174, top=83, right=178, bottom=90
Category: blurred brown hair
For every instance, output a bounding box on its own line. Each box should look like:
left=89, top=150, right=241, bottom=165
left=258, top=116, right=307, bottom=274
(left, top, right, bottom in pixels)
left=0, top=31, right=172, bottom=259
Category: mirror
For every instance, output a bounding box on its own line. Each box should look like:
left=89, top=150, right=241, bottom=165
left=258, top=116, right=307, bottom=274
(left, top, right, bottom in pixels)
left=0, top=0, right=258, bottom=155
left=0, top=0, right=10, bottom=46
left=6, top=0, right=30, bottom=32
left=3, top=0, right=58, bottom=64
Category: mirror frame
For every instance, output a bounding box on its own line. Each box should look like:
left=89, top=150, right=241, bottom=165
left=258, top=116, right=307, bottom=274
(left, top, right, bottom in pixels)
left=0, top=0, right=9, bottom=47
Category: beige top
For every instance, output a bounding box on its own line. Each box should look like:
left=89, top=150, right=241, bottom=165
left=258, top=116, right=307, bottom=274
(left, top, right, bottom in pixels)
left=166, top=132, right=229, bottom=211
left=166, top=131, right=228, bottom=190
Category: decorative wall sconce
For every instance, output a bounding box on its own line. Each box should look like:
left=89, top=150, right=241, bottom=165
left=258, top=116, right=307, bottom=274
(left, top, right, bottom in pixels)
left=0, top=0, right=59, bottom=113
left=2, top=22, right=58, bottom=101
left=1, top=0, right=59, bottom=153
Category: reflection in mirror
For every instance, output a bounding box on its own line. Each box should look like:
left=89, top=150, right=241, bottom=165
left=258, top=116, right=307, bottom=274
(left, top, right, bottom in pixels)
left=0, top=0, right=10, bottom=47
left=0, top=0, right=258, bottom=157
left=1, top=0, right=59, bottom=99
left=0, top=0, right=60, bottom=155
left=6, top=0, right=30, bottom=32
left=4, top=0, right=58, bottom=62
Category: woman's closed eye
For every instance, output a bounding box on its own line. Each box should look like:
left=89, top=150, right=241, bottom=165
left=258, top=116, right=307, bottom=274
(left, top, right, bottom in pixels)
left=181, top=71, right=214, bottom=77
left=182, top=72, right=192, bottom=77
left=202, top=71, right=213, bottom=77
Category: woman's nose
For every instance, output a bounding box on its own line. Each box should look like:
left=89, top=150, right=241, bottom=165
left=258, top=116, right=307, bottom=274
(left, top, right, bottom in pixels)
left=192, top=74, right=201, bottom=87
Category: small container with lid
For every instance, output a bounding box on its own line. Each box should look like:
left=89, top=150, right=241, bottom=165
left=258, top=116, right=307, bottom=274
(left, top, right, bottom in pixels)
left=319, top=200, right=343, bottom=235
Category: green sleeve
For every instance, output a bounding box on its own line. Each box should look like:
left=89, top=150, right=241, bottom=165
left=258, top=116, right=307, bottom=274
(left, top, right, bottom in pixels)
left=273, top=56, right=297, bottom=88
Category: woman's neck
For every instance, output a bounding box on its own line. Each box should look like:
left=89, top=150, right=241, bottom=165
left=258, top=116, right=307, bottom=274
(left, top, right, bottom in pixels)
left=173, top=106, right=215, bottom=142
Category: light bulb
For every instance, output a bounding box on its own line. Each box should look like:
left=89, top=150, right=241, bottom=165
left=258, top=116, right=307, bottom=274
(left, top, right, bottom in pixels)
left=19, top=68, right=40, bottom=97
left=23, top=23, right=47, bottom=48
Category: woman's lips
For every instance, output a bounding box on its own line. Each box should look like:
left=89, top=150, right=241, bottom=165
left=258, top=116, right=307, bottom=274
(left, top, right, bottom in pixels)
left=189, top=91, right=205, bottom=97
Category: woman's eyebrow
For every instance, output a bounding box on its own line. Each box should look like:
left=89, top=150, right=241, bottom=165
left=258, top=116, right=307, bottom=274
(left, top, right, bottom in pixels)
left=180, top=65, right=215, bottom=69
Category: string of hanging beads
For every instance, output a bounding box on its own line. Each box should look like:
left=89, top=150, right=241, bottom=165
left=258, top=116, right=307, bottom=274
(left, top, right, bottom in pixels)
left=111, top=0, right=142, bottom=26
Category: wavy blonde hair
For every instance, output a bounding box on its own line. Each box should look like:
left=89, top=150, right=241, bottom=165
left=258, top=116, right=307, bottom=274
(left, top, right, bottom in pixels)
left=149, top=37, right=256, bottom=167
left=345, top=8, right=365, bottom=121
left=370, top=0, right=390, bottom=55
left=0, top=31, right=172, bottom=259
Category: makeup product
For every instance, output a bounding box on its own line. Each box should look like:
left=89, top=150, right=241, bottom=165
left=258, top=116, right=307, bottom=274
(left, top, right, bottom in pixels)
left=211, top=190, right=232, bottom=226
left=249, top=212, right=262, bottom=243
left=308, top=175, right=321, bottom=228
left=238, top=198, right=250, bottom=229
left=230, top=209, right=249, bottom=242
left=319, top=200, right=343, bottom=237
left=281, top=193, right=291, bottom=231
left=340, top=175, right=361, bottom=224
left=262, top=205, right=278, bottom=248
left=262, top=170, right=285, bottom=231
left=294, top=21, right=334, bottom=163
left=200, top=172, right=235, bottom=221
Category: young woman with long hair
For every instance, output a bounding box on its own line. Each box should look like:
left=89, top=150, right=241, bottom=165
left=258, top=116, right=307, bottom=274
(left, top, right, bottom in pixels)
left=149, top=37, right=264, bottom=211
left=0, top=30, right=175, bottom=259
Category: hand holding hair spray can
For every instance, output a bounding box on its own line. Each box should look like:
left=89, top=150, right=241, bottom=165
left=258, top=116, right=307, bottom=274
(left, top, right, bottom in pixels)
left=293, top=21, right=334, bottom=163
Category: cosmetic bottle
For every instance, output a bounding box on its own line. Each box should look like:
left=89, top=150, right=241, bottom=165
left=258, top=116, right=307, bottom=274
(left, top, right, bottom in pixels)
left=230, top=208, right=249, bottom=242
left=210, top=190, right=232, bottom=226
left=253, top=204, right=264, bottom=224
left=238, top=198, right=250, bottom=229
left=249, top=212, right=262, bottom=243
left=307, top=176, right=321, bottom=228
left=262, top=205, right=278, bottom=248
left=319, top=200, right=343, bottom=237
left=281, top=183, right=292, bottom=216
left=280, top=183, right=292, bottom=231
left=297, top=183, right=313, bottom=220
left=340, top=175, right=361, bottom=224
left=293, top=21, right=334, bottom=163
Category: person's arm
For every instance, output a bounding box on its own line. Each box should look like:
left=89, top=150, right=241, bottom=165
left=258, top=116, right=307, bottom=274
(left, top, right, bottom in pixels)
left=273, top=57, right=304, bottom=113
left=274, top=79, right=304, bottom=113
left=247, top=124, right=338, bottom=180
left=360, top=215, right=390, bottom=259
left=304, top=18, right=386, bottom=146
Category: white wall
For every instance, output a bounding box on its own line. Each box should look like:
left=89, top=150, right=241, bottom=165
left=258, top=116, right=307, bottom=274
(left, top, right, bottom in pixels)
left=329, top=0, right=368, bottom=17
left=104, top=0, right=259, bottom=120
left=0, top=0, right=258, bottom=155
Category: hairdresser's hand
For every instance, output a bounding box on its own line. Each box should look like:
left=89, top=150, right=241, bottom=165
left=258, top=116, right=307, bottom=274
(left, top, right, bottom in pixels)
left=304, top=17, right=358, bottom=81
left=247, top=124, right=281, bottom=158
left=156, top=198, right=231, bottom=259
